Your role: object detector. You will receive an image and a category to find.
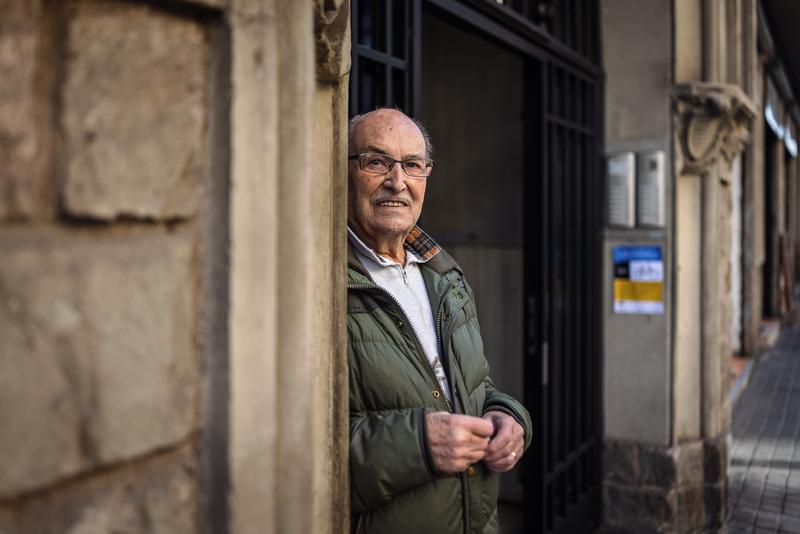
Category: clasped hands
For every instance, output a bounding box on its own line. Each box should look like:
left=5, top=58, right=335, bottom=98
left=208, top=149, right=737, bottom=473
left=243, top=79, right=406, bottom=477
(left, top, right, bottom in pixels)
left=425, top=410, right=524, bottom=474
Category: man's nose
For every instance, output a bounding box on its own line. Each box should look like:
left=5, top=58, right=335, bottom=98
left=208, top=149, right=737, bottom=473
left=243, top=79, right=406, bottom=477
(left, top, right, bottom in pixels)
left=382, top=163, right=407, bottom=192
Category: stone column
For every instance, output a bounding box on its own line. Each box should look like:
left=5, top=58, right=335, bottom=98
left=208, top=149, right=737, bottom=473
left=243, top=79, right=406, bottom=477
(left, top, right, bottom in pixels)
left=673, top=81, right=755, bottom=529
left=227, top=0, right=349, bottom=533
left=741, top=61, right=766, bottom=357
left=311, top=1, right=351, bottom=533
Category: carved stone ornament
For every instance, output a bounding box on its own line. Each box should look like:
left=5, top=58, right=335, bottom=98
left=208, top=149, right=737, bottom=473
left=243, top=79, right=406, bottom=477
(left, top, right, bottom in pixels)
left=674, top=82, right=756, bottom=175
left=315, top=0, right=351, bottom=82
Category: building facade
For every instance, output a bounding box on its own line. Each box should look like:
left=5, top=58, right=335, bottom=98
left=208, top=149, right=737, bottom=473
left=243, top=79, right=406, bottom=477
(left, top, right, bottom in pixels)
left=602, top=0, right=799, bottom=532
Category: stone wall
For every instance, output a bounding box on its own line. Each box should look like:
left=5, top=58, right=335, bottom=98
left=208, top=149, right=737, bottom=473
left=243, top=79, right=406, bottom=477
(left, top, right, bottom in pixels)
left=0, top=0, right=349, bottom=532
left=1, top=2, right=212, bottom=531
left=603, top=439, right=727, bottom=533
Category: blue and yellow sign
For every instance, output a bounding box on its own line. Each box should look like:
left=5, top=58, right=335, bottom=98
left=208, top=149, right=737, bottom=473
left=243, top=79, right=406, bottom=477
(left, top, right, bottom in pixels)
left=613, top=245, right=664, bottom=315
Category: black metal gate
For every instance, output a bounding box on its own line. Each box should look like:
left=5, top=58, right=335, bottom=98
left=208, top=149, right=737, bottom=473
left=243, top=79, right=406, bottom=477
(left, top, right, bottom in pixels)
left=349, top=0, right=421, bottom=116
left=526, top=59, right=604, bottom=534
left=349, top=2, right=604, bottom=532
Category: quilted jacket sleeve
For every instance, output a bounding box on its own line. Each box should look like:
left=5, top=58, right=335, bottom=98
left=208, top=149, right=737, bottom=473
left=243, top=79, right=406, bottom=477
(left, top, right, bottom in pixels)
left=349, top=358, right=437, bottom=513
left=481, top=375, right=533, bottom=451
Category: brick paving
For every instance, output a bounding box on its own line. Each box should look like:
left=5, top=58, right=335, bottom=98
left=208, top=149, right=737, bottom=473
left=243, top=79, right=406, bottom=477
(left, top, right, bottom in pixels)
left=727, top=319, right=800, bottom=533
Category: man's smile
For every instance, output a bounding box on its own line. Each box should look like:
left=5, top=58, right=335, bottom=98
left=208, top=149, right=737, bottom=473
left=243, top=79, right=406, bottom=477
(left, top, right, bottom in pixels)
left=375, top=199, right=410, bottom=207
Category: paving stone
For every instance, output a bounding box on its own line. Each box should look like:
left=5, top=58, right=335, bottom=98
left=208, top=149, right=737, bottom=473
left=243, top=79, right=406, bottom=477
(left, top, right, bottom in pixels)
left=0, top=227, right=199, bottom=498
left=726, top=320, right=800, bottom=532
left=61, top=1, right=207, bottom=220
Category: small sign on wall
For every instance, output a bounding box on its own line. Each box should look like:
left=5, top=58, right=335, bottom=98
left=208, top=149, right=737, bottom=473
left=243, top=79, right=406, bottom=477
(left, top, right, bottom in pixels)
left=613, top=245, right=664, bottom=315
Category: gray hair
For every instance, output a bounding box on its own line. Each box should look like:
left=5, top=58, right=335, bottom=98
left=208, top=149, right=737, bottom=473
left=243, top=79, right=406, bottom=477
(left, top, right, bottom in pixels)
left=348, top=108, right=435, bottom=159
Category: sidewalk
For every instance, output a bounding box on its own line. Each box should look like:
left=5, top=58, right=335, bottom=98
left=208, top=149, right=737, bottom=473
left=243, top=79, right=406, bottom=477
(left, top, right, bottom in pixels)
left=727, top=319, right=800, bottom=533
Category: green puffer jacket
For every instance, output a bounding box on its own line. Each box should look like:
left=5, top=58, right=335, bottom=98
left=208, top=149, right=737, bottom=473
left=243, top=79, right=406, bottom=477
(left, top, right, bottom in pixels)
left=348, top=228, right=533, bottom=534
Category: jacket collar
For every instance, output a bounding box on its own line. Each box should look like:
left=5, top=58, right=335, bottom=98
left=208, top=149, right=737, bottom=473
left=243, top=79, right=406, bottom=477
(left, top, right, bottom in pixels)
left=347, top=226, right=461, bottom=279
left=404, top=226, right=440, bottom=261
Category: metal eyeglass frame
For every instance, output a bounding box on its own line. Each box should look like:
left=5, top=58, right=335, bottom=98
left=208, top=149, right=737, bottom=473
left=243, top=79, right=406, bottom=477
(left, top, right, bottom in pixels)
left=348, top=152, right=434, bottom=178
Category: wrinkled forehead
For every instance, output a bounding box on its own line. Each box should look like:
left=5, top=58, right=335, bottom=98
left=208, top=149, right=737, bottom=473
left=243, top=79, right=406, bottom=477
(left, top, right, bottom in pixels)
left=352, top=112, right=426, bottom=156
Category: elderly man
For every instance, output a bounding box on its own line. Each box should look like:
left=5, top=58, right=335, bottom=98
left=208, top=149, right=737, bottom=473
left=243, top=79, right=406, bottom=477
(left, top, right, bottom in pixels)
left=347, top=108, right=532, bottom=534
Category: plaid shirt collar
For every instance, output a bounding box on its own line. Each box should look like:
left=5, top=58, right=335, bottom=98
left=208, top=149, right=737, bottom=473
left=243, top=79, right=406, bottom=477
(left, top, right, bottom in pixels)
left=347, top=225, right=441, bottom=266
left=404, top=225, right=441, bottom=261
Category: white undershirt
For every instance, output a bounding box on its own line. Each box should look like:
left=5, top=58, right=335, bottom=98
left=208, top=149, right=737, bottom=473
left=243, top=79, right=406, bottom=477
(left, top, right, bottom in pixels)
left=348, top=227, right=452, bottom=401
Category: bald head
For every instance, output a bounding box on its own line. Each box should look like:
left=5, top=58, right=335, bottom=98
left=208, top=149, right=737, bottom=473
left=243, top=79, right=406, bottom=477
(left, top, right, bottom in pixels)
left=346, top=108, right=430, bottom=262
left=349, top=108, right=434, bottom=159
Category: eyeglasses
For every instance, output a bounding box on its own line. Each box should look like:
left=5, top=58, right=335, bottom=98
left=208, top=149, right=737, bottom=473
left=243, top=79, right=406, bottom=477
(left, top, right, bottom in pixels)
left=348, top=152, right=434, bottom=178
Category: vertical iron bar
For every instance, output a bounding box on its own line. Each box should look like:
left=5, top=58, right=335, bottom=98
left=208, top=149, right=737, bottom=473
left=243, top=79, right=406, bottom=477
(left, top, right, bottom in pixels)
left=541, top=62, right=552, bottom=534
left=523, top=56, right=548, bottom=534
left=385, top=0, right=394, bottom=107
left=565, top=117, right=576, bottom=506
left=411, top=0, right=422, bottom=117
left=385, top=66, right=393, bottom=108
left=556, top=118, right=566, bottom=518
left=592, top=77, right=604, bottom=521
left=591, top=0, right=600, bottom=62
left=405, top=0, right=412, bottom=112
left=576, top=128, right=585, bottom=492
left=386, top=0, right=393, bottom=54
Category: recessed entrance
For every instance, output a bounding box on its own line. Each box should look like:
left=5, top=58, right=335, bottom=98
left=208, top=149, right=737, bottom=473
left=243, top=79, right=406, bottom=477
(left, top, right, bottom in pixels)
left=418, top=7, right=527, bottom=531
left=349, top=1, right=604, bottom=532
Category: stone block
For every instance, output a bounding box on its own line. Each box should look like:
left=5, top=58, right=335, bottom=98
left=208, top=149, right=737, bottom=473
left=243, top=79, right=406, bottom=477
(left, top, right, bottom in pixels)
left=602, top=439, right=726, bottom=533
left=674, top=440, right=704, bottom=487
left=0, top=448, right=198, bottom=534
left=702, top=482, right=726, bottom=529
left=153, top=0, right=227, bottom=8
left=603, top=440, right=639, bottom=485
left=174, top=0, right=226, bottom=7
left=0, top=228, right=199, bottom=498
left=703, top=439, right=727, bottom=484
left=0, top=0, right=54, bottom=219
left=638, top=442, right=676, bottom=488
left=603, top=482, right=674, bottom=533
left=674, top=486, right=707, bottom=531
left=61, top=2, right=207, bottom=220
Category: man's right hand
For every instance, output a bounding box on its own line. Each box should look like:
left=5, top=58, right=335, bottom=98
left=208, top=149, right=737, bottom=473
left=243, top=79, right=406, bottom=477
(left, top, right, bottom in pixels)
left=425, top=412, right=494, bottom=473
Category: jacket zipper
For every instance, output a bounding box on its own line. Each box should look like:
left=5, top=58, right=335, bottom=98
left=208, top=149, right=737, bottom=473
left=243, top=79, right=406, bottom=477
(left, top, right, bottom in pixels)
left=434, top=279, right=455, bottom=381
left=348, top=282, right=454, bottom=412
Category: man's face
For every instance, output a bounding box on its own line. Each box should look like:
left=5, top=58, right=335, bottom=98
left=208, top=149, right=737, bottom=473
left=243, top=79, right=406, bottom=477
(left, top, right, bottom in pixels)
left=348, top=110, right=428, bottom=246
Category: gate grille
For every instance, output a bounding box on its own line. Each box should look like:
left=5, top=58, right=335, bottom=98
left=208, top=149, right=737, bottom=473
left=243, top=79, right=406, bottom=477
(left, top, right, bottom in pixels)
left=350, top=0, right=420, bottom=115
left=536, top=60, right=603, bottom=533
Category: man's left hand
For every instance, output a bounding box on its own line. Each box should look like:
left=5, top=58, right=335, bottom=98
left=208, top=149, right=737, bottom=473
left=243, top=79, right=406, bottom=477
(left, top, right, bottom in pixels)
left=482, top=411, right=525, bottom=472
